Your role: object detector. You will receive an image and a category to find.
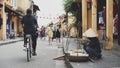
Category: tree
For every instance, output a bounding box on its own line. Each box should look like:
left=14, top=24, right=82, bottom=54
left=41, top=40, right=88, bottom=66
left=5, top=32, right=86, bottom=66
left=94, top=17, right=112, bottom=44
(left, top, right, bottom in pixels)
left=63, top=0, right=82, bottom=38
left=63, top=0, right=82, bottom=21
left=63, top=0, right=73, bottom=13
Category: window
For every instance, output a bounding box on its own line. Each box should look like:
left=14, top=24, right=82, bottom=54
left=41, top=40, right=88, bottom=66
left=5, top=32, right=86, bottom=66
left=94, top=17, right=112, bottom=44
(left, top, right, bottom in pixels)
left=11, top=0, right=16, bottom=8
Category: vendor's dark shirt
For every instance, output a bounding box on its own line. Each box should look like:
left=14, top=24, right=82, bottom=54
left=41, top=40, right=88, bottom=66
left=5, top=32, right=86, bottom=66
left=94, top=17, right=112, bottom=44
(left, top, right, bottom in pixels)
left=88, top=37, right=101, bottom=53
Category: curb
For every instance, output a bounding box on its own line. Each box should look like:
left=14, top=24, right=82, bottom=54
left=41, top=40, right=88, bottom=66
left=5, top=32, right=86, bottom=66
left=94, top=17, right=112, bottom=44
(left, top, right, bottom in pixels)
left=0, top=39, right=23, bottom=46
left=62, top=47, right=73, bottom=68
left=64, top=54, right=73, bottom=68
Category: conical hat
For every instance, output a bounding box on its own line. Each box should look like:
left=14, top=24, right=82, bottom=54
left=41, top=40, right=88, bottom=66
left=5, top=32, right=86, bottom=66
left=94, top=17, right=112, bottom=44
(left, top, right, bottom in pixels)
left=83, top=28, right=98, bottom=37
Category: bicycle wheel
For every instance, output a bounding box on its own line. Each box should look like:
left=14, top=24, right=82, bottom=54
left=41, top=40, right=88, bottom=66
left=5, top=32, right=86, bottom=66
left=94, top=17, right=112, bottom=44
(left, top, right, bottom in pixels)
left=29, top=38, right=32, bottom=58
left=25, top=34, right=32, bottom=62
left=27, top=48, right=30, bottom=62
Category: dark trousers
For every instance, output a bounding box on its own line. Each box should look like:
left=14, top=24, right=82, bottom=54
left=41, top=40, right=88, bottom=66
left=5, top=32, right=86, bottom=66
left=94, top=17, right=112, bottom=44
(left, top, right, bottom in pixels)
left=24, top=34, right=38, bottom=51
left=83, top=45, right=101, bottom=59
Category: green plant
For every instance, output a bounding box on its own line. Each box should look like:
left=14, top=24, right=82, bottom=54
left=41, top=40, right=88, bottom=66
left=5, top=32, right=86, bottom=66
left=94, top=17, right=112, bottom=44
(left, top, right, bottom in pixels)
left=63, top=0, right=82, bottom=38
left=63, top=0, right=82, bottom=27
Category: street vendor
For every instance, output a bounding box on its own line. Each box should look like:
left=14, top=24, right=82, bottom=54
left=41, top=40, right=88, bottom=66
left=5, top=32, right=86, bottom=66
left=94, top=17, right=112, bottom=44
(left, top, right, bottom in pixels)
left=81, top=28, right=102, bottom=60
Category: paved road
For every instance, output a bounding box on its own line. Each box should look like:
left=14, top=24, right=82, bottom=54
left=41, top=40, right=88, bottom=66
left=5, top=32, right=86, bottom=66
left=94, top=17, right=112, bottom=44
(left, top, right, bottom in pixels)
left=0, top=38, right=66, bottom=68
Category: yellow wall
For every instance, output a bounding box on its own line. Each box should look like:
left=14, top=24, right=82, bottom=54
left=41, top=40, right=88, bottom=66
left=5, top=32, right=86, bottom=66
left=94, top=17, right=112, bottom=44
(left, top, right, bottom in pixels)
left=16, top=0, right=31, bottom=14
left=0, top=0, right=31, bottom=40
left=0, top=3, right=7, bottom=40
left=5, top=0, right=12, bottom=7
left=87, top=9, right=92, bottom=28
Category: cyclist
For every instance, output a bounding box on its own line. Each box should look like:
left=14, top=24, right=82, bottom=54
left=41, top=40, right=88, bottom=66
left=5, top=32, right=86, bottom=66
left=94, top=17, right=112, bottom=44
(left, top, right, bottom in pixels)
left=21, top=9, right=39, bottom=56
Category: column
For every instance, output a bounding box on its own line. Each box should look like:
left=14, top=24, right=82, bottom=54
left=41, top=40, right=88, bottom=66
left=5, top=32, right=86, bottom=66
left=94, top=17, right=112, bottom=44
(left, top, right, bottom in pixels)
left=82, top=0, right=87, bottom=32
left=105, top=0, right=113, bottom=49
left=2, top=2, right=7, bottom=40
left=118, top=0, right=120, bottom=45
left=0, top=1, right=6, bottom=40
left=91, top=0, right=97, bottom=32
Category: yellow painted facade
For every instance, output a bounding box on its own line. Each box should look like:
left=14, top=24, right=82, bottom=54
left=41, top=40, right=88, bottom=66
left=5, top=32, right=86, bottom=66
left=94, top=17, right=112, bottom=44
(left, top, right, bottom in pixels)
left=74, top=0, right=114, bottom=49
left=16, top=0, right=31, bottom=14
left=62, top=0, right=114, bottom=49
left=0, top=1, right=7, bottom=40
left=5, top=0, right=12, bottom=7
left=0, top=0, right=31, bottom=40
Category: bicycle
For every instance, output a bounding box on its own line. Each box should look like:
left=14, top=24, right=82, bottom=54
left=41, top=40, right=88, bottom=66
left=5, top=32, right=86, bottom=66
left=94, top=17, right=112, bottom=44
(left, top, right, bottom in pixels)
left=24, top=34, right=32, bottom=62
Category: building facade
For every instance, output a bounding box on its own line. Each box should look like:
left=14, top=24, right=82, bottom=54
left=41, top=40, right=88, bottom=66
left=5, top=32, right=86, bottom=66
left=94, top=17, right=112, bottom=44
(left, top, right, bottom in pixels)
left=0, top=0, right=31, bottom=40
left=76, top=0, right=117, bottom=49
left=64, top=0, right=117, bottom=49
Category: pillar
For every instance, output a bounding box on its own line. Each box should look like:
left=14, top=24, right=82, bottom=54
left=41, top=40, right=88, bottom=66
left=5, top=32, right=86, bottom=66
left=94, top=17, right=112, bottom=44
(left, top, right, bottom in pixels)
left=118, top=0, right=120, bottom=45
left=91, top=0, right=97, bottom=32
left=105, top=0, right=113, bottom=49
left=2, top=2, right=7, bottom=40
left=82, top=0, right=87, bottom=32
left=0, top=1, right=6, bottom=40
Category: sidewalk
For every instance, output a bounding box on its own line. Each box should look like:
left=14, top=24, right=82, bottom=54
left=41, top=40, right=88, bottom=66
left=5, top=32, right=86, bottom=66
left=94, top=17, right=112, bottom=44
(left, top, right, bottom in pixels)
left=62, top=38, right=120, bottom=68
left=0, top=37, right=23, bottom=46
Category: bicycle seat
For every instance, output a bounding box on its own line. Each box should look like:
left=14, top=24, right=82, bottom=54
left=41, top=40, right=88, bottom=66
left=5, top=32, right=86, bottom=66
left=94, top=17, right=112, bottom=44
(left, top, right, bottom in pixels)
left=26, top=34, right=31, bottom=38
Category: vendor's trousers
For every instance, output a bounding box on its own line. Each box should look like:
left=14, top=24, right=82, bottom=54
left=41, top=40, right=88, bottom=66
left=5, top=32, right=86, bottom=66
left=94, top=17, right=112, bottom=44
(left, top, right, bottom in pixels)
left=84, top=46, right=101, bottom=59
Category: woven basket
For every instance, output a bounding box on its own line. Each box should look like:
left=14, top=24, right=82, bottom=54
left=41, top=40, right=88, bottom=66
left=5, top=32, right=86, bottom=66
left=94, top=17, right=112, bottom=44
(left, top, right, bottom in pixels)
left=66, top=53, right=89, bottom=62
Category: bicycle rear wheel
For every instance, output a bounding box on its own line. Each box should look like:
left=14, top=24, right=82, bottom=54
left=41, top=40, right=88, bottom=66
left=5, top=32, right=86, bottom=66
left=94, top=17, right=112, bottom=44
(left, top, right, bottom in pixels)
left=27, top=48, right=30, bottom=62
left=29, top=37, right=32, bottom=58
left=25, top=34, right=32, bottom=62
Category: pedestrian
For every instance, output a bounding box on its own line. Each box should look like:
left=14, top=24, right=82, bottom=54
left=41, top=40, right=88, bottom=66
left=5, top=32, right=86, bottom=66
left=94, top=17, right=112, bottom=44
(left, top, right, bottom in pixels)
left=21, top=9, right=39, bottom=56
left=46, top=24, right=53, bottom=45
left=52, top=24, right=56, bottom=41
left=40, top=26, right=45, bottom=40
left=81, top=28, right=102, bottom=60
left=56, top=25, right=61, bottom=43
left=9, top=30, right=15, bottom=39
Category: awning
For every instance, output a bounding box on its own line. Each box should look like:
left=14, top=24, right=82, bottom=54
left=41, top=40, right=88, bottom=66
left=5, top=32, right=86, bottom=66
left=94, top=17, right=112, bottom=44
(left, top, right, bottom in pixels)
left=5, top=5, right=23, bottom=16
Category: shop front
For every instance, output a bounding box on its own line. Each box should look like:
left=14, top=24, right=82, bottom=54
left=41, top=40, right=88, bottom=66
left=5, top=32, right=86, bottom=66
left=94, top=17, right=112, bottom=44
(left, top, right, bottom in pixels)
left=81, top=0, right=118, bottom=49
